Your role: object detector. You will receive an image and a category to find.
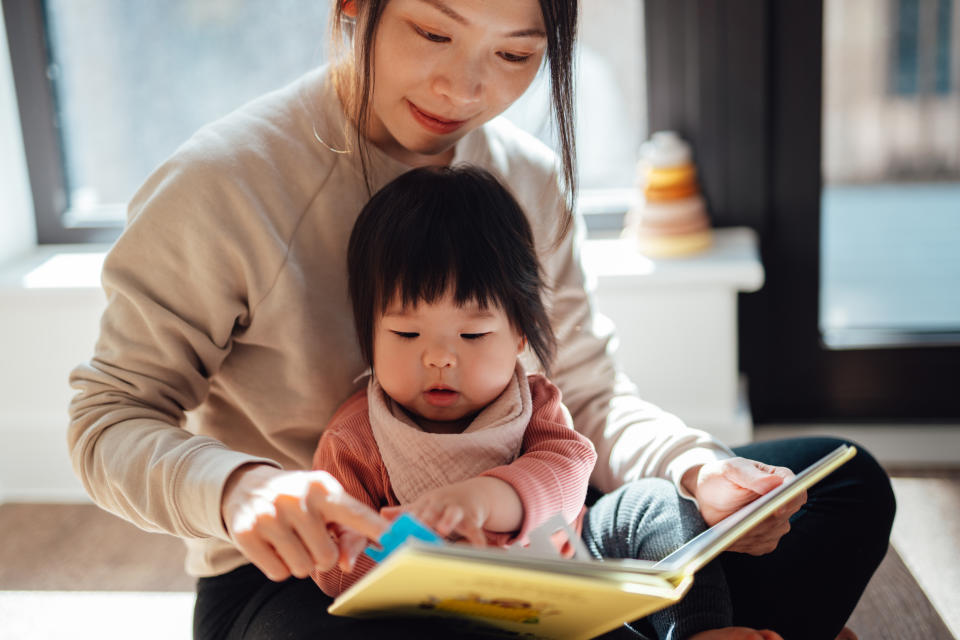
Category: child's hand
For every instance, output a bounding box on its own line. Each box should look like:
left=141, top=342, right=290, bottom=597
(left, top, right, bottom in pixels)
left=381, top=477, right=522, bottom=547
left=381, top=478, right=489, bottom=546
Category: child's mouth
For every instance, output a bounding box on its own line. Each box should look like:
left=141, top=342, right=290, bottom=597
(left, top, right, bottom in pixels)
left=423, top=388, right=459, bottom=407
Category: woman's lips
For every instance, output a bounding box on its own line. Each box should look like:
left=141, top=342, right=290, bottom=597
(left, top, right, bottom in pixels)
left=423, top=388, right=460, bottom=407
left=408, top=101, right=467, bottom=135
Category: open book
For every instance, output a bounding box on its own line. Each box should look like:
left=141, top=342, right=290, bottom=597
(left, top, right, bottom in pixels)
left=328, top=444, right=857, bottom=640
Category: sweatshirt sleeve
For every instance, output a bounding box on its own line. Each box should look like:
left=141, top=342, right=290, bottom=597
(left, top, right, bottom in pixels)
left=67, top=147, right=288, bottom=542
left=480, top=376, right=596, bottom=542
left=533, top=170, right=734, bottom=497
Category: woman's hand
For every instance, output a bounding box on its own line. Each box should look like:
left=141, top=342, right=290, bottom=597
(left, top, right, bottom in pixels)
left=682, top=457, right=805, bottom=555
left=380, top=477, right=523, bottom=547
left=221, top=464, right=390, bottom=581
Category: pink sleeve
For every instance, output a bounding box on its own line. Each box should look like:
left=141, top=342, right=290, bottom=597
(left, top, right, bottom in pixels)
left=480, top=375, right=597, bottom=544
left=309, top=417, right=384, bottom=597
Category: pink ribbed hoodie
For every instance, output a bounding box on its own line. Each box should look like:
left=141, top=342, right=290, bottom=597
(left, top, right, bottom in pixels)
left=311, top=373, right=596, bottom=596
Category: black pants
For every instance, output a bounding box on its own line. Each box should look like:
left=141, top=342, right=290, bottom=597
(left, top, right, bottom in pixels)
left=194, top=437, right=895, bottom=640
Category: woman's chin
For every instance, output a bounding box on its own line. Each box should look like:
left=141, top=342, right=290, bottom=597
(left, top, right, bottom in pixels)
left=396, top=138, right=459, bottom=166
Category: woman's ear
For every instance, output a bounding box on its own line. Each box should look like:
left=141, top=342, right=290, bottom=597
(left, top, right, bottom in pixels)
left=342, top=0, right=358, bottom=19
left=517, top=335, right=527, bottom=355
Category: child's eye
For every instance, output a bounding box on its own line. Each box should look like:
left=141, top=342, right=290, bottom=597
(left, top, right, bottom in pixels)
left=461, top=333, right=489, bottom=340
left=413, top=24, right=450, bottom=43
left=498, top=51, right=533, bottom=64
left=392, top=331, right=419, bottom=339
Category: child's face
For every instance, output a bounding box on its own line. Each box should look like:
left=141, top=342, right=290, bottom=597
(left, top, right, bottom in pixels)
left=373, top=289, right=524, bottom=429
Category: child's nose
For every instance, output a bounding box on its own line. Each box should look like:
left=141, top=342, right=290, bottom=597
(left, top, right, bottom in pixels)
left=423, top=343, right=456, bottom=368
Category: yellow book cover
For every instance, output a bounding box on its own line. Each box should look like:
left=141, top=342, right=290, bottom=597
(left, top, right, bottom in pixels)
left=329, top=445, right=857, bottom=640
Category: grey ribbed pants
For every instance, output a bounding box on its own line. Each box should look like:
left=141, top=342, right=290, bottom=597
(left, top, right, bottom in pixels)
left=582, top=478, right=732, bottom=640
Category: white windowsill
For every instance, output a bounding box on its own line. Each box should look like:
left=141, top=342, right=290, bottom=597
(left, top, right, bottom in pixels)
left=0, top=243, right=110, bottom=297
left=581, top=227, right=764, bottom=290
left=0, top=228, right=765, bottom=297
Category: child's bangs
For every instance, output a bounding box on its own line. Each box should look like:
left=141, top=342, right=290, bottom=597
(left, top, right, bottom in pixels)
left=374, top=227, right=509, bottom=315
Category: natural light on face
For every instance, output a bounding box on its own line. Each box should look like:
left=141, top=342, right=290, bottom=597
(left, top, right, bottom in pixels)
left=363, top=0, right=547, bottom=166
left=371, top=290, right=524, bottom=431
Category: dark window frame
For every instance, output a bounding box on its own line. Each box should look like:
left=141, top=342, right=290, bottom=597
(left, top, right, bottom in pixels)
left=644, top=0, right=960, bottom=422
left=4, top=0, right=120, bottom=244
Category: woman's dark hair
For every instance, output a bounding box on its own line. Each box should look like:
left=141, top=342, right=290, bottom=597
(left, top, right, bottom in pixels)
left=347, top=165, right=556, bottom=372
left=330, top=0, right=578, bottom=247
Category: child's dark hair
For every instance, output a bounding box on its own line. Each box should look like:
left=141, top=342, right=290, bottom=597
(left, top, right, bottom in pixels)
left=347, top=165, right=556, bottom=372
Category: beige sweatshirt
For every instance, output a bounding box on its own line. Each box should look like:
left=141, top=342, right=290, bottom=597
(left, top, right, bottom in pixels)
left=67, top=66, right=733, bottom=577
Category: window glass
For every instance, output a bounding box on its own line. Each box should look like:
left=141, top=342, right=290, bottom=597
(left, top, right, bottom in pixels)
left=820, top=0, right=960, bottom=347
left=41, top=0, right=644, bottom=225
left=44, top=0, right=331, bottom=221
left=503, top=0, right=646, bottom=191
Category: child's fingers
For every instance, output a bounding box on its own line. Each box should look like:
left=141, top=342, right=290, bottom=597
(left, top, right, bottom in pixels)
left=435, top=504, right=465, bottom=537
left=411, top=502, right=444, bottom=531
left=454, top=516, right=487, bottom=547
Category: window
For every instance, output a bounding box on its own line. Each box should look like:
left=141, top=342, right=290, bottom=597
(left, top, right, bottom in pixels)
left=6, top=0, right=331, bottom=242
left=641, top=0, right=960, bottom=420
left=889, top=0, right=953, bottom=96
left=504, top=0, right=646, bottom=190
left=821, top=0, right=960, bottom=349
left=4, top=0, right=646, bottom=244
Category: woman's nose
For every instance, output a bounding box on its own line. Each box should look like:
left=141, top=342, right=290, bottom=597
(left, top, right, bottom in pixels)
left=433, top=52, right=484, bottom=108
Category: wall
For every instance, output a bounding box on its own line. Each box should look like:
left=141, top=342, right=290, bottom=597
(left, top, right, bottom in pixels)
left=0, top=277, right=105, bottom=500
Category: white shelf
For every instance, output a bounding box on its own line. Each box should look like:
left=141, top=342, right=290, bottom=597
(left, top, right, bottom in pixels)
left=582, top=226, right=764, bottom=446
left=582, top=227, right=764, bottom=291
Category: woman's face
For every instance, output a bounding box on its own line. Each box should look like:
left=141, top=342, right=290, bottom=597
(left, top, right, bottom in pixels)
left=364, top=0, right=547, bottom=167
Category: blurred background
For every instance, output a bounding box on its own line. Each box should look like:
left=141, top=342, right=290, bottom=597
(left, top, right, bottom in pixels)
left=0, top=1, right=958, bottom=638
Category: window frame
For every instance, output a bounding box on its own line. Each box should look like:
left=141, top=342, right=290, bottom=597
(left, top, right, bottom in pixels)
left=4, top=0, right=120, bottom=244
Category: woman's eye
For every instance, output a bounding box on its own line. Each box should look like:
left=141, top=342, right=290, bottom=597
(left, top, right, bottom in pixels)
left=499, top=51, right=533, bottom=64
left=392, top=331, right=419, bottom=339
left=461, top=333, right=489, bottom=340
left=413, top=24, right=450, bottom=43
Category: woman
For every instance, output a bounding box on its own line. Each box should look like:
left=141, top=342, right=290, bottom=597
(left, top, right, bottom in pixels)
left=68, top=1, right=894, bottom=638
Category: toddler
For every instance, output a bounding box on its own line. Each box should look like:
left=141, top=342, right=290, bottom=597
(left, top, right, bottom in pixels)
left=312, top=166, right=780, bottom=640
